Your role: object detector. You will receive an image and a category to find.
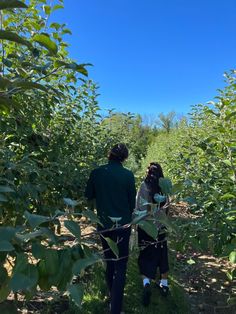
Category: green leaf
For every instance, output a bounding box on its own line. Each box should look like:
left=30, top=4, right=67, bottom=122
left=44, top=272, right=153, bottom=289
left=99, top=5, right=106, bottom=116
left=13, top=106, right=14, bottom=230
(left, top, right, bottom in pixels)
left=153, top=193, right=166, bottom=204
left=0, top=185, right=14, bottom=193
left=33, top=34, right=58, bottom=55
left=131, top=211, right=147, bottom=225
left=16, top=229, right=45, bottom=242
left=0, top=96, right=18, bottom=110
left=52, top=4, right=64, bottom=11
left=138, top=220, right=158, bottom=239
left=222, top=159, right=232, bottom=167
left=0, top=240, right=15, bottom=251
left=44, top=249, right=59, bottom=276
left=159, top=177, right=173, bottom=195
left=55, top=60, right=91, bottom=76
left=82, top=210, right=103, bottom=226
left=0, top=30, right=32, bottom=49
left=63, top=198, right=79, bottom=207
left=13, top=253, right=28, bottom=273
left=64, top=220, right=81, bottom=242
left=10, top=266, right=38, bottom=292
left=220, top=193, right=235, bottom=200
left=187, top=258, right=196, bottom=265
left=0, top=266, right=8, bottom=285
left=0, top=227, right=16, bottom=241
left=24, top=210, right=50, bottom=229
left=226, top=271, right=233, bottom=281
left=225, top=111, right=236, bottom=121
left=0, top=77, right=48, bottom=93
left=50, top=22, right=61, bottom=30
left=56, top=249, right=73, bottom=290
left=43, top=5, right=51, bottom=14
left=0, top=284, right=10, bottom=303
left=67, top=283, right=83, bottom=308
left=62, top=28, right=72, bottom=35
left=72, top=255, right=100, bottom=275
left=157, top=211, right=177, bottom=234
left=229, top=251, right=236, bottom=264
left=31, top=243, right=47, bottom=259
left=0, top=193, right=8, bottom=202
left=0, top=77, right=11, bottom=89
left=227, top=296, right=236, bottom=305
left=102, top=237, right=119, bottom=257
left=0, top=0, right=28, bottom=10
left=13, top=80, right=48, bottom=92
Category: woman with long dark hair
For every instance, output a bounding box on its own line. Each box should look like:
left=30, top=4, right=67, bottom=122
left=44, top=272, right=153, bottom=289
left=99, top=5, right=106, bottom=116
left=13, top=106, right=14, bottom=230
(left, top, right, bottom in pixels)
left=136, top=162, right=169, bottom=306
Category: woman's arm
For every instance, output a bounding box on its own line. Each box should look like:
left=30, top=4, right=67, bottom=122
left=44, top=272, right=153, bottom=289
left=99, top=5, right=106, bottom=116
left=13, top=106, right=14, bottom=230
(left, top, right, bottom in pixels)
left=136, top=182, right=151, bottom=212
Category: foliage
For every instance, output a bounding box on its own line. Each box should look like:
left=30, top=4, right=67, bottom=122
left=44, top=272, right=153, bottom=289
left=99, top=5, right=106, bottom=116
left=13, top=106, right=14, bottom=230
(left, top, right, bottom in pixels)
left=1, top=0, right=235, bottom=309
left=0, top=0, right=145, bottom=307
left=0, top=0, right=160, bottom=307
left=141, top=72, right=236, bottom=276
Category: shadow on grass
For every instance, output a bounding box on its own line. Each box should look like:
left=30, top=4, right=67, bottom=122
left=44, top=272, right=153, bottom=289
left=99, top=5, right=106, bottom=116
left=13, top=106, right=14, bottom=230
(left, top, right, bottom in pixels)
left=80, top=253, right=189, bottom=314
left=124, top=256, right=189, bottom=314
left=0, top=253, right=189, bottom=314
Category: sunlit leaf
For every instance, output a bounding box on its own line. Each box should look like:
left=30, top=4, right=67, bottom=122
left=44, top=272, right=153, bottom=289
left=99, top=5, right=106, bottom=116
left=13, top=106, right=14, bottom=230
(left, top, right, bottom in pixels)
left=54, top=60, right=92, bottom=76
left=187, top=258, right=195, bottom=265
left=33, top=34, right=58, bottom=55
left=43, top=5, right=51, bottom=14
left=229, top=251, right=236, bottom=264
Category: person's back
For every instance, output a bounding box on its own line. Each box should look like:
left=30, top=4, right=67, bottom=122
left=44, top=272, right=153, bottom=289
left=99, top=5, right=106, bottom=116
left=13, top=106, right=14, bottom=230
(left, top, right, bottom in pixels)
left=85, top=143, right=136, bottom=314
left=86, top=160, right=135, bottom=228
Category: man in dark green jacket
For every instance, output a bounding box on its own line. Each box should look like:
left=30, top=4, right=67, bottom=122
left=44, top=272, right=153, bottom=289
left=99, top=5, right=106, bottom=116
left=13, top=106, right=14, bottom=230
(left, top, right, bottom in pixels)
left=85, top=143, right=136, bottom=314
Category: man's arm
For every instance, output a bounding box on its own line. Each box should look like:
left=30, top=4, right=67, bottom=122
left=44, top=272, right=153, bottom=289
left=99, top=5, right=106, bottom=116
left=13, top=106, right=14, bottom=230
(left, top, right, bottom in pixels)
left=128, top=172, right=136, bottom=213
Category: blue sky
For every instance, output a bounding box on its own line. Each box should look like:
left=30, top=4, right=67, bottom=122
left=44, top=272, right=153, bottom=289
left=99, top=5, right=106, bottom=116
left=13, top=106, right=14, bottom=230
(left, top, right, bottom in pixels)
left=54, top=0, right=236, bottom=115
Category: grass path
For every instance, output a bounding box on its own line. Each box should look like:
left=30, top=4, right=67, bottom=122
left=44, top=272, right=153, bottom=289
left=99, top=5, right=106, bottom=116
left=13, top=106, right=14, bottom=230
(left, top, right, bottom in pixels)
left=80, top=251, right=189, bottom=314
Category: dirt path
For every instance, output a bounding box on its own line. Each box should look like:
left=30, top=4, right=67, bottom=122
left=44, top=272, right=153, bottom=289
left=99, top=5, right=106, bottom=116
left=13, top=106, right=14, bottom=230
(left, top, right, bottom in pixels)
left=170, top=202, right=236, bottom=314
left=1, top=206, right=235, bottom=313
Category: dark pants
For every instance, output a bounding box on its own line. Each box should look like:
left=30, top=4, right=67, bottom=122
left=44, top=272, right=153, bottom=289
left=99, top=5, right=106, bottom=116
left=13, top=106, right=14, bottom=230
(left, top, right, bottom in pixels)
left=138, top=226, right=169, bottom=279
left=100, top=227, right=131, bottom=314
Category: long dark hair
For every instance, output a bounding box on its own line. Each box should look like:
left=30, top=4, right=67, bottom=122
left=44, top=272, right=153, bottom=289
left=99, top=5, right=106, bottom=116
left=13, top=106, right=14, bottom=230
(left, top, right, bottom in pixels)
left=144, top=162, right=164, bottom=203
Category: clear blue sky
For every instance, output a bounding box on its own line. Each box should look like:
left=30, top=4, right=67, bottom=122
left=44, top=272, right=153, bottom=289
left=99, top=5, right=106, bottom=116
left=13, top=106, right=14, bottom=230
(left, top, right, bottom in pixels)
left=54, top=0, right=236, bottom=115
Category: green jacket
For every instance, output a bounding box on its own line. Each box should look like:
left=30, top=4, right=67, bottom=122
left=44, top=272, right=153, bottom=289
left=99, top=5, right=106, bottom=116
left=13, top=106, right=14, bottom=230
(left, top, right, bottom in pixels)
left=85, top=160, right=136, bottom=229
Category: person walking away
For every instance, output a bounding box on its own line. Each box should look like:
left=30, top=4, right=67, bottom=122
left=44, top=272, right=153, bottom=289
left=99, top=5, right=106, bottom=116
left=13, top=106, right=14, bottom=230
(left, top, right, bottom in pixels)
left=85, top=143, right=136, bottom=314
left=136, top=162, right=169, bottom=306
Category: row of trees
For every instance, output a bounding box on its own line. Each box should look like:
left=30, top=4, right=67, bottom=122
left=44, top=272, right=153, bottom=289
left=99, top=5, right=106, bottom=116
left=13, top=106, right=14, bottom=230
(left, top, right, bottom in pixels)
left=1, top=0, right=234, bottom=309
left=0, top=0, right=174, bottom=307
left=141, top=71, right=236, bottom=280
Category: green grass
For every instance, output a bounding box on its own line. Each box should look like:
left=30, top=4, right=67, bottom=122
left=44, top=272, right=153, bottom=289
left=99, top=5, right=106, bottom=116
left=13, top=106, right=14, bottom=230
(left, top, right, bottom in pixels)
left=73, top=252, right=189, bottom=314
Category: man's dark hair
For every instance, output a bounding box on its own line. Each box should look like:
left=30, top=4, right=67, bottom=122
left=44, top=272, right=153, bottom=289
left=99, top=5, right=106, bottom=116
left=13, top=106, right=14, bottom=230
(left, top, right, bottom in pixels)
left=108, top=143, right=129, bottom=162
